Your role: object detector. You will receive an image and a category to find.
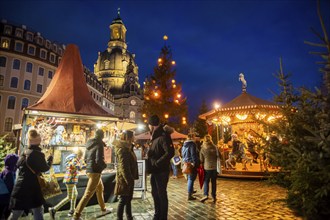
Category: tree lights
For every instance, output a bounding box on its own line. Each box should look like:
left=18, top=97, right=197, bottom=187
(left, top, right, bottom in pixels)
left=142, top=36, right=188, bottom=131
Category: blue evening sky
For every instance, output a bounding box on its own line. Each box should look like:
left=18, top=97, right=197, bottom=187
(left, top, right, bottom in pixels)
left=1, top=0, right=329, bottom=121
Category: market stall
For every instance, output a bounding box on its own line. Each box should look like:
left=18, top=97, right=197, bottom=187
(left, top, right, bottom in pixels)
left=20, top=44, right=119, bottom=206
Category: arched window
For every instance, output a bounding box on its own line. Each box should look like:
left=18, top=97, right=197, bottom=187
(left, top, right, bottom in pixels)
left=21, top=98, right=29, bottom=110
left=10, top=77, right=18, bottom=88
left=13, top=59, right=20, bottom=70
left=24, top=80, right=31, bottom=90
left=7, top=96, right=16, bottom=109
left=26, top=62, right=33, bottom=73
left=129, top=111, right=136, bottom=119
left=0, top=56, right=6, bottom=67
left=4, top=118, right=13, bottom=132
left=0, top=75, right=4, bottom=86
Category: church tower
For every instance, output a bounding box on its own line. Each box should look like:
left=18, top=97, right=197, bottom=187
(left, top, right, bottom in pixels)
left=94, top=9, right=143, bottom=122
left=94, top=8, right=140, bottom=95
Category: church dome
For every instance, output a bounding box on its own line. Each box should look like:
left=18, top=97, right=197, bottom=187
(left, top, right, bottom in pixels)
left=97, top=47, right=137, bottom=73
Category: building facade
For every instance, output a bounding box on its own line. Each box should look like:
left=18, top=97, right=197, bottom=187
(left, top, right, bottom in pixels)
left=94, top=10, right=143, bottom=122
left=0, top=20, right=115, bottom=135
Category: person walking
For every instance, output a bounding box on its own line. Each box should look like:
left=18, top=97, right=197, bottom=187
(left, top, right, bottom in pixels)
left=8, top=129, right=53, bottom=220
left=48, top=149, right=85, bottom=219
left=147, top=115, right=174, bottom=220
left=0, top=154, right=19, bottom=219
left=72, top=129, right=112, bottom=220
left=181, top=133, right=199, bottom=201
left=199, top=134, right=218, bottom=203
left=114, top=130, right=138, bottom=220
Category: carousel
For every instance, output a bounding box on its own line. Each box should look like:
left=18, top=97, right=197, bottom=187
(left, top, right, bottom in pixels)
left=199, top=73, right=281, bottom=178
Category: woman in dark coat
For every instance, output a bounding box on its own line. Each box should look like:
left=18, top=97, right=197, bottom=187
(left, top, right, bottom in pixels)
left=8, top=129, right=53, bottom=220
left=114, top=130, right=138, bottom=220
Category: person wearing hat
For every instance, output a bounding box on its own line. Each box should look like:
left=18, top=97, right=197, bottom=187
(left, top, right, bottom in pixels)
left=8, top=129, right=53, bottom=220
left=48, top=149, right=86, bottom=219
left=113, top=130, right=138, bottom=220
left=0, top=154, right=19, bottom=219
left=147, top=114, right=174, bottom=220
left=72, top=129, right=112, bottom=220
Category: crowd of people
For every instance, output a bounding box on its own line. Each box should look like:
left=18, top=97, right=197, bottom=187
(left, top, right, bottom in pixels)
left=0, top=114, right=279, bottom=220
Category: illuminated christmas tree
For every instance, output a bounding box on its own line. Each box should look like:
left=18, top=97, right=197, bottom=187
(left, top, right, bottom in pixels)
left=142, top=36, right=188, bottom=131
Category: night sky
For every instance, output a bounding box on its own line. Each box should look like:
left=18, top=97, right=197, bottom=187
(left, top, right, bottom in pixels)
left=1, top=0, right=329, bottom=121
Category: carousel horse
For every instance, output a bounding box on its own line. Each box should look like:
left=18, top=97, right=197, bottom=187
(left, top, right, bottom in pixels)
left=225, top=143, right=253, bottom=170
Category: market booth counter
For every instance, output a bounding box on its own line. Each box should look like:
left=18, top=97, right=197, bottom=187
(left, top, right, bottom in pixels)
left=19, top=44, right=120, bottom=210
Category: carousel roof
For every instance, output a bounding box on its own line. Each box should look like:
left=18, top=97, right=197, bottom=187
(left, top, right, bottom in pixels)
left=27, top=44, right=112, bottom=117
left=199, top=92, right=280, bottom=120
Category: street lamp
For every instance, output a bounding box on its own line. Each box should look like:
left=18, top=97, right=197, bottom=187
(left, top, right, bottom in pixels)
left=214, top=102, right=221, bottom=144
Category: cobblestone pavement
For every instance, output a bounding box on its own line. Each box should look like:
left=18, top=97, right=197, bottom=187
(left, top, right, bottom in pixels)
left=21, top=176, right=302, bottom=220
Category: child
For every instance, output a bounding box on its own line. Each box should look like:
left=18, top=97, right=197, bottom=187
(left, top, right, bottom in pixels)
left=0, top=154, right=19, bottom=219
left=49, top=149, right=85, bottom=219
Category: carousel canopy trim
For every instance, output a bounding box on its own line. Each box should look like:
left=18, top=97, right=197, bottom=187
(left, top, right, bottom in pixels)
left=199, top=92, right=279, bottom=120
left=26, top=44, right=113, bottom=117
left=24, top=109, right=119, bottom=121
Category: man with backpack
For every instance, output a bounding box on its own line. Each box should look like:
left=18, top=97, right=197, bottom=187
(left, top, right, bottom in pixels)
left=147, top=115, right=174, bottom=220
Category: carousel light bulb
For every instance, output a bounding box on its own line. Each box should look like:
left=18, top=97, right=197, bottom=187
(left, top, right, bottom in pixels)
left=163, top=35, right=168, bottom=40
left=172, top=79, right=176, bottom=83
left=171, top=61, right=176, bottom=65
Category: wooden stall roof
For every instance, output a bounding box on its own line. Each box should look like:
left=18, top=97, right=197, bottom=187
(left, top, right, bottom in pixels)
left=199, top=92, right=279, bottom=120
left=26, top=44, right=113, bottom=117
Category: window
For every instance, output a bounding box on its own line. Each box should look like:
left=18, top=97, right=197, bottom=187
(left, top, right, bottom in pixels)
left=15, top=41, right=23, bottom=52
left=58, top=48, right=62, bottom=55
left=45, top=40, right=50, bottom=48
left=1, top=38, right=10, bottom=48
left=26, top=62, right=33, bottom=73
left=37, top=84, right=42, bottom=93
left=0, top=56, right=6, bottom=67
left=48, top=71, right=53, bottom=79
left=0, top=75, right=4, bottom=86
left=26, top=32, right=33, bottom=41
left=24, top=80, right=31, bottom=90
left=50, top=53, right=55, bottom=63
left=4, top=26, right=12, bottom=35
left=58, top=57, right=61, bottom=64
left=10, top=77, right=18, bottom=88
left=13, top=59, right=20, bottom=70
left=4, top=118, right=13, bottom=132
left=52, top=44, right=57, bottom=52
left=38, top=67, right=44, bottom=76
left=40, top=50, right=47, bottom=59
left=7, top=96, right=16, bottom=109
left=21, top=98, right=29, bottom=110
left=15, top=29, right=23, bottom=38
left=27, top=45, right=35, bottom=55
left=37, top=37, right=43, bottom=45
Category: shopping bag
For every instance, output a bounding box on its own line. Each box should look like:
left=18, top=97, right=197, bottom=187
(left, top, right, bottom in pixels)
left=38, top=168, right=62, bottom=200
left=172, top=156, right=181, bottom=165
left=182, top=162, right=193, bottom=174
